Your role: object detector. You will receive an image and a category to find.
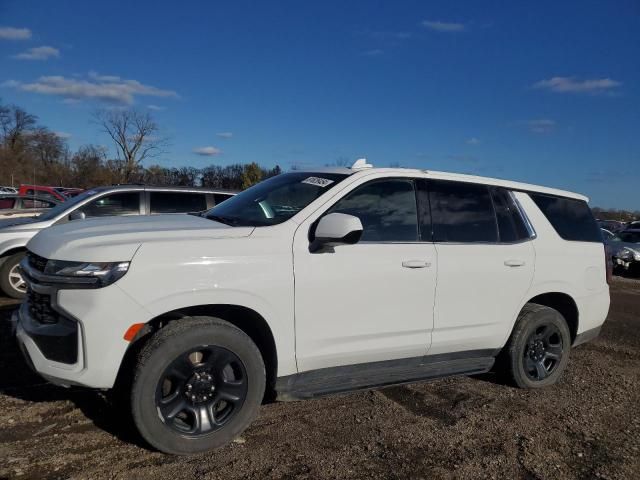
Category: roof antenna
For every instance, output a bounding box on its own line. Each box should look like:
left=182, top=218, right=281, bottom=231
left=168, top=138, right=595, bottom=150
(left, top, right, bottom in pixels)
left=351, top=158, right=373, bottom=169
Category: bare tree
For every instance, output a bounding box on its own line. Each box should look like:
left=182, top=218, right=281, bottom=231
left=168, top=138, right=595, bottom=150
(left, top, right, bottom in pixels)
left=0, top=103, right=37, bottom=151
left=93, top=108, right=167, bottom=182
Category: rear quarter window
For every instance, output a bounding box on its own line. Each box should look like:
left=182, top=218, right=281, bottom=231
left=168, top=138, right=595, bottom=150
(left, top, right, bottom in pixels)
left=529, top=194, right=601, bottom=242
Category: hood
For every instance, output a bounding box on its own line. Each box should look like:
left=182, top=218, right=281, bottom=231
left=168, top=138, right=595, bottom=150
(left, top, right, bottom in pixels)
left=27, top=214, right=254, bottom=262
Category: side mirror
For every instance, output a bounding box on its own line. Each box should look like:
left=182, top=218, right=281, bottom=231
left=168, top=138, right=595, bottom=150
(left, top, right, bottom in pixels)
left=310, top=213, right=363, bottom=252
left=69, top=210, right=86, bottom=221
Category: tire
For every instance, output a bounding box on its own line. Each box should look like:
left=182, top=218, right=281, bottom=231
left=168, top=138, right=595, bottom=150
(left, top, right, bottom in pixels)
left=130, top=316, right=266, bottom=455
left=0, top=252, right=27, bottom=299
left=497, top=303, right=571, bottom=389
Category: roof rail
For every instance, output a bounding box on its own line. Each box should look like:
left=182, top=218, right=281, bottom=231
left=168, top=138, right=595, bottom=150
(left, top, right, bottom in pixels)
left=351, top=158, right=373, bottom=169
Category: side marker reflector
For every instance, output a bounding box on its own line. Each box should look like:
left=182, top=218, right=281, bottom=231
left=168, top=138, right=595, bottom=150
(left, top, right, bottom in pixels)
left=124, top=323, right=145, bottom=342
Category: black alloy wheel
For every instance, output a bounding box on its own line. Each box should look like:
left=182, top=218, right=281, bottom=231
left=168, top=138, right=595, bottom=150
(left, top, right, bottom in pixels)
left=522, top=323, right=564, bottom=381
left=156, top=346, right=248, bottom=435
left=497, top=302, right=571, bottom=389
left=130, top=316, right=266, bottom=454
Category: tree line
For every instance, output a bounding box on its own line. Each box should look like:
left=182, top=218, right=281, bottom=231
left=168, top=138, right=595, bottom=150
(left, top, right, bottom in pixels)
left=0, top=99, right=280, bottom=191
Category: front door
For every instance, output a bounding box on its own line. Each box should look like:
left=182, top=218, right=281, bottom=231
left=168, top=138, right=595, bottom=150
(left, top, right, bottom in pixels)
left=293, top=177, right=437, bottom=372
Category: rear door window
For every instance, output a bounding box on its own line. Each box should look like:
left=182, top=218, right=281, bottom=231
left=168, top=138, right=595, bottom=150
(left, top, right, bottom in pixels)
left=81, top=192, right=141, bottom=217
left=428, top=180, right=498, bottom=242
left=529, top=194, right=601, bottom=242
left=491, top=188, right=531, bottom=242
left=150, top=192, right=207, bottom=214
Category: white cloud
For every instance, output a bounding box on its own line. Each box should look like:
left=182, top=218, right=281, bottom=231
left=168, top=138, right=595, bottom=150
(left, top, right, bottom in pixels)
left=216, top=132, right=233, bottom=139
left=54, top=131, right=72, bottom=139
left=147, top=104, right=166, bottom=111
left=422, top=20, right=465, bottom=32
left=466, top=137, right=479, bottom=145
left=13, top=45, right=60, bottom=60
left=527, top=119, right=556, bottom=134
left=363, top=49, right=384, bottom=56
left=0, top=79, right=19, bottom=88
left=5, top=73, right=179, bottom=105
left=193, top=146, right=222, bottom=156
left=0, top=26, right=31, bottom=40
left=532, top=76, right=621, bottom=95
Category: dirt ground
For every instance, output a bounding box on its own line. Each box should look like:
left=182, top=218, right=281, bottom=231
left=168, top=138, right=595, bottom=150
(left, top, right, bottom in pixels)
left=1, top=278, right=639, bottom=480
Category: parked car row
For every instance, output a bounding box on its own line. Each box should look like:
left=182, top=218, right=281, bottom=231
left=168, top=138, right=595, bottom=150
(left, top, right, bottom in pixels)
left=0, top=185, right=235, bottom=298
left=597, top=219, right=640, bottom=233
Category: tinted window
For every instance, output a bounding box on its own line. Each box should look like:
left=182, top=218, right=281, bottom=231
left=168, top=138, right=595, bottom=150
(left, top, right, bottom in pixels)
left=80, top=192, right=140, bottom=218
left=530, top=194, right=601, bottom=242
left=214, top=193, right=233, bottom=205
left=429, top=180, right=498, bottom=243
left=619, top=232, right=640, bottom=243
left=0, top=198, right=16, bottom=209
left=491, top=188, right=530, bottom=242
left=327, top=179, right=418, bottom=242
left=22, top=198, right=55, bottom=209
left=150, top=192, right=207, bottom=214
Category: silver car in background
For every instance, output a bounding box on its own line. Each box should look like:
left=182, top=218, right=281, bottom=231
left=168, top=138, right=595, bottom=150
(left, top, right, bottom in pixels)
left=0, top=185, right=235, bottom=298
left=602, top=228, right=640, bottom=275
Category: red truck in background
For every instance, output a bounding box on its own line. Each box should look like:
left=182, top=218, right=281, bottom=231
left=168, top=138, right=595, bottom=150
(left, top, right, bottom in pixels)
left=18, top=185, right=84, bottom=201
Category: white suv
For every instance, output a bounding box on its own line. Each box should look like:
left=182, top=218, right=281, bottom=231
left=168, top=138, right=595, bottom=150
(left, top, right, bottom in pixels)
left=15, top=161, right=610, bottom=454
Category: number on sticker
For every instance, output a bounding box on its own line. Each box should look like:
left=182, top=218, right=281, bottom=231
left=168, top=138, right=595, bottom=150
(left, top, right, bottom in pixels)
left=301, top=177, right=334, bottom=188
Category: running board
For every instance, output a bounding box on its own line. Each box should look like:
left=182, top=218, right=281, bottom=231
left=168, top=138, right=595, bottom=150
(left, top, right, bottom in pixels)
left=275, top=350, right=496, bottom=401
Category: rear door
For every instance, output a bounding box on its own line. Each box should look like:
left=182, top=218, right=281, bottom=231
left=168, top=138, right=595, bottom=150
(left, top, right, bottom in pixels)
left=423, top=179, right=535, bottom=355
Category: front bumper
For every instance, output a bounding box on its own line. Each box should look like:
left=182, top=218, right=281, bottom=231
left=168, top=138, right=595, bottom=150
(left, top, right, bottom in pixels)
left=15, top=305, right=85, bottom=387
left=613, top=257, right=640, bottom=271
left=16, top=273, right=152, bottom=389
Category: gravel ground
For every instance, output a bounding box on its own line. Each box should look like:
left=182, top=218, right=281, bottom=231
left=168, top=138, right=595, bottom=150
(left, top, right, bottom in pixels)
left=0, top=278, right=639, bottom=480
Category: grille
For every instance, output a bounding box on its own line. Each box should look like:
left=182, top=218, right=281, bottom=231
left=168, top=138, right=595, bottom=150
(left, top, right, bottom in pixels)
left=28, top=252, right=48, bottom=272
left=27, top=290, right=60, bottom=324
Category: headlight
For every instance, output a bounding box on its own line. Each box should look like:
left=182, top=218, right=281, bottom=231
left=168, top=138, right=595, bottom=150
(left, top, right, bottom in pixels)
left=618, top=248, right=640, bottom=262
left=44, top=260, right=130, bottom=287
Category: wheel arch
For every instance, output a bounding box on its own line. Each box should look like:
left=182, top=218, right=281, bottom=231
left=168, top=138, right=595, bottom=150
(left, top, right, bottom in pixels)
left=523, top=292, right=579, bottom=343
left=0, top=246, right=27, bottom=262
left=117, top=304, right=279, bottom=401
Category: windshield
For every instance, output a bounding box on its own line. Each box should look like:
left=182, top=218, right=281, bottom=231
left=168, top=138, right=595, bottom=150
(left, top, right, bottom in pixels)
left=36, top=189, right=101, bottom=221
left=205, top=172, right=349, bottom=226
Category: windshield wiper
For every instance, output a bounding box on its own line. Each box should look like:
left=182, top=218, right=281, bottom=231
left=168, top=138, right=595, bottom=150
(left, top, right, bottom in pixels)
left=207, top=214, right=238, bottom=226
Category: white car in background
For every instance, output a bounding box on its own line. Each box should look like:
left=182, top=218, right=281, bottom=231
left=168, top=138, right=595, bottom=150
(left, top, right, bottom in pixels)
left=0, top=185, right=235, bottom=298
left=15, top=160, right=610, bottom=454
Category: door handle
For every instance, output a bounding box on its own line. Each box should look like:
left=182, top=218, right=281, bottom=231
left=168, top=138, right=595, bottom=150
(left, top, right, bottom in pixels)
left=402, top=260, right=431, bottom=269
left=504, top=259, right=526, bottom=267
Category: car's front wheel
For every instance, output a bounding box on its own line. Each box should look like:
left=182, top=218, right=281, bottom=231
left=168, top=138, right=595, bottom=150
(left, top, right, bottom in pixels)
left=498, top=303, right=571, bottom=388
left=130, top=316, right=266, bottom=454
left=0, top=252, right=27, bottom=299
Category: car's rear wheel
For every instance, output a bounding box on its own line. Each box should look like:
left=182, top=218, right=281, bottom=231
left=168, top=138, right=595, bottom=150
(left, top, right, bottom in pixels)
left=498, top=303, right=571, bottom=388
left=130, top=316, right=265, bottom=454
left=0, top=252, right=27, bottom=299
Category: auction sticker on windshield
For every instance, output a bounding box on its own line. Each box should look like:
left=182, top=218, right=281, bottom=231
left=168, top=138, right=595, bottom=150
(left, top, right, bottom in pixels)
left=301, top=177, right=334, bottom=187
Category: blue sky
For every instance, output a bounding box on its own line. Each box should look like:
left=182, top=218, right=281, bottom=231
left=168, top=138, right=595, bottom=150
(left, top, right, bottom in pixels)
left=0, top=0, right=638, bottom=208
